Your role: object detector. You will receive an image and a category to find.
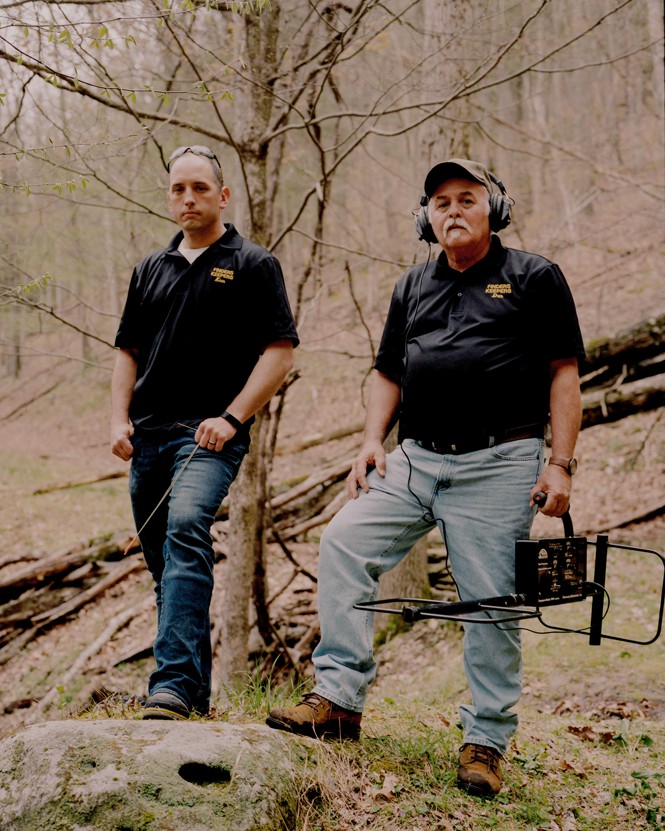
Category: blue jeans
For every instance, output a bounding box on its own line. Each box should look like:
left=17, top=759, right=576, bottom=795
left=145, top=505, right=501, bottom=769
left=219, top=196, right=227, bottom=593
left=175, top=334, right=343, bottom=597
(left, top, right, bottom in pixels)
left=129, top=428, right=248, bottom=711
left=313, top=437, right=544, bottom=754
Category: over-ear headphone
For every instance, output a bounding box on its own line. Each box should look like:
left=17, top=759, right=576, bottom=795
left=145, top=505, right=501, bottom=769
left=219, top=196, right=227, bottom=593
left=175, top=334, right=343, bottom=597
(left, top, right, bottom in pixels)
left=415, top=170, right=512, bottom=243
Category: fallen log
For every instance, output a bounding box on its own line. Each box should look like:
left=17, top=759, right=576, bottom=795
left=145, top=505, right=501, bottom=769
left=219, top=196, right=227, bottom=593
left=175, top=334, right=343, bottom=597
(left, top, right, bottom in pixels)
left=27, top=595, right=154, bottom=721
left=275, top=421, right=364, bottom=455
left=30, top=557, right=145, bottom=627
left=276, top=488, right=348, bottom=541
left=582, top=313, right=665, bottom=377
left=581, top=375, right=665, bottom=429
left=270, top=458, right=352, bottom=509
left=0, top=531, right=139, bottom=600
left=32, top=470, right=127, bottom=495
left=0, top=626, right=41, bottom=667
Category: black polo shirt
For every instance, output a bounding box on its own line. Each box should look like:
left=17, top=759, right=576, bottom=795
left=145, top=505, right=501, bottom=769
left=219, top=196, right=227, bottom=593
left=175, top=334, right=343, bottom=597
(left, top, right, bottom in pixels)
left=115, top=223, right=299, bottom=433
left=374, top=236, right=585, bottom=441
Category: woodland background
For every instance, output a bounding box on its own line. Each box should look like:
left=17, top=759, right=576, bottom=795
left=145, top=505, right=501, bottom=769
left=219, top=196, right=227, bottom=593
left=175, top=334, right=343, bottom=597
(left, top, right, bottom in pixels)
left=0, top=0, right=664, bottom=765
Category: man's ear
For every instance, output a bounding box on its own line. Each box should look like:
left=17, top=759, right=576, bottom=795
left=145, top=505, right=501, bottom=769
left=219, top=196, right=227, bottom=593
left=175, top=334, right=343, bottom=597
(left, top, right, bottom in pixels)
left=219, top=185, right=231, bottom=210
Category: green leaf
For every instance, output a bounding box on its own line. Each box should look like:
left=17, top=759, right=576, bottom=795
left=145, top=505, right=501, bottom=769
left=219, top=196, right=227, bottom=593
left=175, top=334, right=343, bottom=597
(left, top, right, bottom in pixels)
left=17, top=274, right=53, bottom=295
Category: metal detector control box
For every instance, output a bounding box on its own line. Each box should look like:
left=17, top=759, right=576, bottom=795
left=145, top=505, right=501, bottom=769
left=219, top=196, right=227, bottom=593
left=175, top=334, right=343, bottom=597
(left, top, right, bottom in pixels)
left=515, top=535, right=587, bottom=606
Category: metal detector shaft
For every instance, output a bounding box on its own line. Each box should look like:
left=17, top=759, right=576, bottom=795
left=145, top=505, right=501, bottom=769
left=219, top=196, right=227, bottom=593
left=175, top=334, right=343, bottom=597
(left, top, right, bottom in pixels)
left=401, top=593, right=528, bottom=622
left=354, top=593, right=530, bottom=623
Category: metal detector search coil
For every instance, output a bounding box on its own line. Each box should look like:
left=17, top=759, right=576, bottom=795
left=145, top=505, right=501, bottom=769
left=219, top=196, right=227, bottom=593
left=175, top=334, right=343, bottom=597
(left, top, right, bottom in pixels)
left=353, top=493, right=665, bottom=647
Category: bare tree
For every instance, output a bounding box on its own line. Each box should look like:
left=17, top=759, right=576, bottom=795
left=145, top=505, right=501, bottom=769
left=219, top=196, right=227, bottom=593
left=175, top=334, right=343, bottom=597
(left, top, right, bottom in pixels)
left=0, top=0, right=662, bottom=680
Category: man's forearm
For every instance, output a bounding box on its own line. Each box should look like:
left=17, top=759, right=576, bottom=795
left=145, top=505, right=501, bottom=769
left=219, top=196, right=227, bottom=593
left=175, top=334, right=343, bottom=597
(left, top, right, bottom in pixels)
left=548, top=358, right=582, bottom=457
left=111, top=348, right=138, bottom=423
left=111, top=348, right=139, bottom=460
left=225, top=339, right=294, bottom=423
left=362, top=370, right=402, bottom=444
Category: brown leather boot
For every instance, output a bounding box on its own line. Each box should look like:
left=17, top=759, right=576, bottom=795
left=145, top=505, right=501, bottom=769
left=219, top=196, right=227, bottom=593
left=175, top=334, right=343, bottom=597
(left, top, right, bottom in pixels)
left=266, top=692, right=362, bottom=740
left=457, top=743, right=503, bottom=797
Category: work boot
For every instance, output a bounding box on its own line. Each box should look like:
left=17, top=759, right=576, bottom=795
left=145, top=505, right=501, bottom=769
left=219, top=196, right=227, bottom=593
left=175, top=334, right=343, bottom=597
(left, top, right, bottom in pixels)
left=456, top=743, right=503, bottom=797
left=142, top=690, right=190, bottom=720
left=266, top=692, right=362, bottom=740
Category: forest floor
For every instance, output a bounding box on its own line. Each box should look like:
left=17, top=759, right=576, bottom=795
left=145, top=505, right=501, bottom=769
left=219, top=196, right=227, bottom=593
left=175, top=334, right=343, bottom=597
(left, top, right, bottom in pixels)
left=0, top=354, right=664, bottom=829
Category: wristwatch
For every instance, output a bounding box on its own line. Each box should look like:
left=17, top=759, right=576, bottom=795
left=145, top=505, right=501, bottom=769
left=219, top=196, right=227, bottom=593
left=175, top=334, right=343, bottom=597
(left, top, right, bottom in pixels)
left=220, top=410, right=243, bottom=431
left=548, top=456, right=578, bottom=476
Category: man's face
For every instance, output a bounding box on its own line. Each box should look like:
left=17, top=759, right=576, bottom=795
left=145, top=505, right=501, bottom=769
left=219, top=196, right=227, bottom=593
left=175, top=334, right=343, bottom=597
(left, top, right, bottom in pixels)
left=428, top=177, right=491, bottom=256
left=167, top=154, right=230, bottom=235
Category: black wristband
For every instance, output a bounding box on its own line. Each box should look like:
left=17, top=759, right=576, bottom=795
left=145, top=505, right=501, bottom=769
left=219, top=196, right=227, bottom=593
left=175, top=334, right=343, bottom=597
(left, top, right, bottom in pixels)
left=220, top=410, right=243, bottom=431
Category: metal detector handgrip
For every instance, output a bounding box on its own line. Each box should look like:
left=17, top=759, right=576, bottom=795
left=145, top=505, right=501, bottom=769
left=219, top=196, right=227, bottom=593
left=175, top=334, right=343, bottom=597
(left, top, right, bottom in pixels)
left=533, top=490, right=574, bottom=537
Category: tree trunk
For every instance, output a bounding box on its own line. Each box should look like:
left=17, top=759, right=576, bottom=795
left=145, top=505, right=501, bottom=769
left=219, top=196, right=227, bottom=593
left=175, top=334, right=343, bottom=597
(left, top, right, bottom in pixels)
left=222, top=412, right=264, bottom=689
left=222, top=5, right=283, bottom=684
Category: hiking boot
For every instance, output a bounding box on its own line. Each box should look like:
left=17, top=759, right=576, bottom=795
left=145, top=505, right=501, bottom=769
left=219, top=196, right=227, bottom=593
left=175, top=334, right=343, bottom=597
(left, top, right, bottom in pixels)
left=142, top=690, right=190, bottom=721
left=266, top=692, right=362, bottom=740
left=457, top=743, right=503, bottom=797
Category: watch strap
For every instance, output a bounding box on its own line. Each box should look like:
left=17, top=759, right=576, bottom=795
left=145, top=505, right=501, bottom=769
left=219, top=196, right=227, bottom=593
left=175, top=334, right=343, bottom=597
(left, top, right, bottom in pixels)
left=548, top=456, right=576, bottom=475
left=220, top=410, right=243, bottom=431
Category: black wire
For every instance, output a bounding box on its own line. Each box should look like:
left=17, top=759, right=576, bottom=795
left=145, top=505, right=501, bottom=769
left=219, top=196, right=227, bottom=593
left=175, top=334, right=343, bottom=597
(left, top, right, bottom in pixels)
left=391, top=239, right=605, bottom=640
left=397, top=242, right=463, bottom=600
left=494, top=583, right=612, bottom=636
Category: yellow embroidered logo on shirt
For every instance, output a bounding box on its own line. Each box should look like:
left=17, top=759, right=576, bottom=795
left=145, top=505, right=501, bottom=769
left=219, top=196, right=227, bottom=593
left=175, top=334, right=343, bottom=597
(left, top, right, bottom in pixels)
left=211, top=267, right=234, bottom=283
left=485, top=283, right=511, bottom=299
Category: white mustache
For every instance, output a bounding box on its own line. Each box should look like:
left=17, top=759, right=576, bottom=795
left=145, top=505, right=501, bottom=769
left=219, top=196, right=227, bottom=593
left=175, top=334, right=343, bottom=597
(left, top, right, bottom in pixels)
left=444, top=218, right=471, bottom=233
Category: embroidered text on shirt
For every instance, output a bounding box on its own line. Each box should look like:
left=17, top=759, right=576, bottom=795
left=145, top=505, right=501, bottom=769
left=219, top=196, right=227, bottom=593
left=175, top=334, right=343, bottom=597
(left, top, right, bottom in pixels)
left=211, top=267, right=234, bottom=283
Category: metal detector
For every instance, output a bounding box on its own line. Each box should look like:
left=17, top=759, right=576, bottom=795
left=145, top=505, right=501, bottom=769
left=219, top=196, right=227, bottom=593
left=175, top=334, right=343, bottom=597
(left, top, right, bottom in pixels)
left=354, top=493, right=665, bottom=646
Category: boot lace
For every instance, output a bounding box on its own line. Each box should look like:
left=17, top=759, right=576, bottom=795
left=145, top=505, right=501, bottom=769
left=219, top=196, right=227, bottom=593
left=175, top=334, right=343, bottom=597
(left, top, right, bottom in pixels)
left=465, top=744, right=501, bottom=773
left=300, top=692, right=328, bottom=712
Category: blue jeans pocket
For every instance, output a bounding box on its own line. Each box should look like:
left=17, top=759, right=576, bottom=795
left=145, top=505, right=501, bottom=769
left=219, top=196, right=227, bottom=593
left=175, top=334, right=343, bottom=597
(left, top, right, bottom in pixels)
left=491, top=437, right=543, bottom=461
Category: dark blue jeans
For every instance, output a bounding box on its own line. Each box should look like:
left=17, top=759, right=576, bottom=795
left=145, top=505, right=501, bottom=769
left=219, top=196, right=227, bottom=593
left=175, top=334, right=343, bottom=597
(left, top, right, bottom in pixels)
left=129, top=428, right=248, bottom=711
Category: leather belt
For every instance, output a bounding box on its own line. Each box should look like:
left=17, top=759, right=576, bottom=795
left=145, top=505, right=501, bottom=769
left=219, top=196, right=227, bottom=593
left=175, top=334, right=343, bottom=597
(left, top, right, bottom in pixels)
left=413, top=423, right=544, bottom=456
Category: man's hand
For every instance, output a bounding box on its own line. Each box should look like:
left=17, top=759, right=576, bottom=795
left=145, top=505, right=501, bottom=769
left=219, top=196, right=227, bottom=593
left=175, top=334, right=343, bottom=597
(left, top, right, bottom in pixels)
left=346, top=439, right=386, bottom=499
left=530, top=465, right=572, bottom=517
left=111, top=420, right=134, bottom=461
left=195, top=416, right=237, bottom=451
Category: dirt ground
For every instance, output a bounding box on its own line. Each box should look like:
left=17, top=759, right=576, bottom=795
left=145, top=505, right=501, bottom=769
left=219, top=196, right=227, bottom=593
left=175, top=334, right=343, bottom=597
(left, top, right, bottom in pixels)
left=0, top=346, right=663, bottom=740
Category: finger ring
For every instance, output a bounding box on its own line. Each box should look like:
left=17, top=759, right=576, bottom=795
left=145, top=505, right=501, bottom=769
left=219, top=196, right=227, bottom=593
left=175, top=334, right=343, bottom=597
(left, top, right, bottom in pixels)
left=208, top=440, right=215, bottom=445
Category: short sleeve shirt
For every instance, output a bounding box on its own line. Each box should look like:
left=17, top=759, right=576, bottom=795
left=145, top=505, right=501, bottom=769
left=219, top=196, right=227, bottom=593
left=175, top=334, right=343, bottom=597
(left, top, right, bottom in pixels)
left=374, top=237, right=585, bottom=440
left=115, top=223, right=299, bottom=433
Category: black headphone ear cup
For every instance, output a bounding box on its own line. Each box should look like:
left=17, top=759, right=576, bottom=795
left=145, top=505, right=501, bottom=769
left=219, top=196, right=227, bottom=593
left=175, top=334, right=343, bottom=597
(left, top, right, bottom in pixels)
left=415, top=201, right=438, bottom=244
left=489, top=193, right=511, bottom=232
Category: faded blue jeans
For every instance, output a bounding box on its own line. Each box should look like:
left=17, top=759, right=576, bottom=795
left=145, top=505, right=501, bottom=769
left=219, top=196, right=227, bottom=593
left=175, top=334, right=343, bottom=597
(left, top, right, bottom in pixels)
left=129, top=428, right=248, bottom=712
left=313, top=437, right=544, bottom=754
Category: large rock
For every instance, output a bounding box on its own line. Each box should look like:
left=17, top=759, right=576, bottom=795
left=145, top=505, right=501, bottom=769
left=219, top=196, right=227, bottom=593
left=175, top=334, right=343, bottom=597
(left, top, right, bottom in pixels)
left=0, top=719, right=315, bottom=831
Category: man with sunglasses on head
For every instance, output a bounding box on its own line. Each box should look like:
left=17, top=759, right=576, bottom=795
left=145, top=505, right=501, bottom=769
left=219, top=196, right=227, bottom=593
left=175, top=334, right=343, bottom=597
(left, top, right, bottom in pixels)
left=111, top=144, right=298, bottom=721
left=267, top=159, right=585, bottom=798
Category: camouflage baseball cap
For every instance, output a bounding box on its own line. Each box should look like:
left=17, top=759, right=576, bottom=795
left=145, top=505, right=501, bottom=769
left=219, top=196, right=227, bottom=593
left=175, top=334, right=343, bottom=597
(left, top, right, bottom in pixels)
left=424, top=159, right=495, bottom=197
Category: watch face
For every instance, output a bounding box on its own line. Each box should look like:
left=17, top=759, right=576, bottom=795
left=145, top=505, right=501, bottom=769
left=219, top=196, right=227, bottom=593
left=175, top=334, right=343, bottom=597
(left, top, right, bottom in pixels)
left=569, top=458, right=578, bottom=475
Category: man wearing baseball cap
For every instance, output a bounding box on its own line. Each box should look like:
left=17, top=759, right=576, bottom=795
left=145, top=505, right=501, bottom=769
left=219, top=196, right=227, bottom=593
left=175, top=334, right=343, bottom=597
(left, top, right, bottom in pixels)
left=267, top=159, right=585, bottom=797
